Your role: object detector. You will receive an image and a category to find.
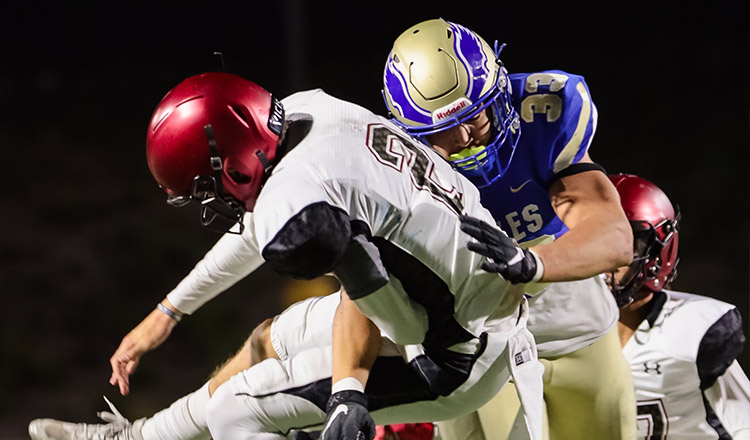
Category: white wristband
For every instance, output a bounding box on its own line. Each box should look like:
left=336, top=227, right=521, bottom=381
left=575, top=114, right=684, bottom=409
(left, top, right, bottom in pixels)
left=332, top=377, right=365, bottom=394
left=528, top=249, right=544, bottom=283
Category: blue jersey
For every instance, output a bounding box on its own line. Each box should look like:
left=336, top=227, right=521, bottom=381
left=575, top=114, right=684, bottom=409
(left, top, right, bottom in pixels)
left=478, top=70, right=597, bottom=245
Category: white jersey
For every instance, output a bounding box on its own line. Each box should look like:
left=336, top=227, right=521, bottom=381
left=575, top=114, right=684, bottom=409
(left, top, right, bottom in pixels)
left=623, top=289, right=750, bottom=439
left=525, top=275, right=617, bottom=357
left=168, top=88, right=525, bottom=355
left=164, top=89, right=543, bottom=438
left=255, top=89, right=525, bottom=343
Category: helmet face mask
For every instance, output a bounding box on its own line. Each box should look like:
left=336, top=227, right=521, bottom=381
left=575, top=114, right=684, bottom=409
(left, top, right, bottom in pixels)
left=383, top=18, right=520, bottom=187
left=146, top=73, right=283, bottom=233
left=607, top=174, right=680, bottom=306
left=443, top=99, right=520, bottom=187
left=607, top=220, right=660, bottom=306
left=168, top=174, right=246, bottom=234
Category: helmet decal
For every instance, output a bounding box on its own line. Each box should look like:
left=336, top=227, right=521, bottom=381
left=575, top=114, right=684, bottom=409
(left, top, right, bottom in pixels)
left=383, top=55, right=432, bottom=121
left=452, top=22, right=490, bottom=102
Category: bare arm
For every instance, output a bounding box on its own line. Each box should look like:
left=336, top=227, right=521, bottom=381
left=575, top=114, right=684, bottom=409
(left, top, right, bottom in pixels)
left=321, top=289, right=380, bottom=439
left=332, top=289, right=381, bottom=389
left=533, top=153, right=633, bottom=281
left=109, top=298, right=181, bottom=395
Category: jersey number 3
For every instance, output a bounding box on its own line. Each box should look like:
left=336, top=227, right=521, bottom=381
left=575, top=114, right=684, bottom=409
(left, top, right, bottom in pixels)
left=636, top=399, right=668, bottom=440
left=520, top=72, right=568, bottom=123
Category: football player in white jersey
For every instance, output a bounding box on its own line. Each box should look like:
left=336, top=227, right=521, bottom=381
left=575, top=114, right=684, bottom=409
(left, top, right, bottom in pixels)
left=381, top=18, right=636, bottom=439
left=28, top=72, right=546, bottom=440
left=609, top=173, right=749, bottom=440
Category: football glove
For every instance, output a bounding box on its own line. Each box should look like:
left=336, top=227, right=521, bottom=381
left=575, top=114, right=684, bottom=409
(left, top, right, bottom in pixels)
left=459, top=214, right=542, bottom=284
left=322, top=390, right=375, bottom=440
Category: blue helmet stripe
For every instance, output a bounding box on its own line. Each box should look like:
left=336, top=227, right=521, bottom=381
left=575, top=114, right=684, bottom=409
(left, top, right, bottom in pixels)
left=384, top=57, right=431, bottom=124
left=451, top=22, right=490, bottom=102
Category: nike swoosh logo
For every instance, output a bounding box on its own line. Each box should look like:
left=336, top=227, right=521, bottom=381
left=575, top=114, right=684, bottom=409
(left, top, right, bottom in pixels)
left=510, top=180, right=532, bottom=193
left=322, top=404, right=349, bottom=437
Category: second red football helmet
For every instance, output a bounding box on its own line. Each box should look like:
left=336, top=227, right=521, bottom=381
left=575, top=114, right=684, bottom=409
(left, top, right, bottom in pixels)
left=608, top=173, right=680, bottom=305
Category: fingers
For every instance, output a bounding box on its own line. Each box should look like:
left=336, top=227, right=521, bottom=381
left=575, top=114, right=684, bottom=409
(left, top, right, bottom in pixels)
left=459, top=215, right=492, bottom=239
left=481, top=261, right=507, bottom=274
left=126, top=358, right=140, bottom=375
left=460, top=214, right=508, bottom=246
left=109, top=339, right=142, bottom=396
left=110, top=353, right=131, bottom=395
left=467, top=239, right=514, bottom=261
left=458, top=214, right=486, bottom=228
left=466, top=241, right=493, bottom=257
left=106, top=309, right=174, bottom=396
left=460, top=222, right=485, bottom=241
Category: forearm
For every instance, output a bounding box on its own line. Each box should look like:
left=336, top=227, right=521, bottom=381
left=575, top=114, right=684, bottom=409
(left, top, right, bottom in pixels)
left=332, top=290, right=381, bottom=389
left=542, top=165, right=633, bottom=282
left=533, top=210, right=632, bottom=281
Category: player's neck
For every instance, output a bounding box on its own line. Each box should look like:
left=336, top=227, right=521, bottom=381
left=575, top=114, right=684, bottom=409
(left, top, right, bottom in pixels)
left=617, top=290, right=655, bottom=347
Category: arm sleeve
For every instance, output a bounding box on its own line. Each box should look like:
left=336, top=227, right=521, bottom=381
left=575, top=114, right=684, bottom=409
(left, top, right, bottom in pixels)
left=704, top=360, right=750, bottom=439
left=697, top=307, right=746, bottom=389
left=254, top=160, right=359, bottom=281
left=332, top=222, right=389, bottom=299
left=166, top=213, right=264, bottom=314
left=261, top=202, right=352, bottom=280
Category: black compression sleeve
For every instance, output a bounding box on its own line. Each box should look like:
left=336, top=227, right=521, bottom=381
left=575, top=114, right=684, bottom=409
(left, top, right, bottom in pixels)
left=262, top=202, right=351, bottom=280
left=696, top=308, right=746, bottom=390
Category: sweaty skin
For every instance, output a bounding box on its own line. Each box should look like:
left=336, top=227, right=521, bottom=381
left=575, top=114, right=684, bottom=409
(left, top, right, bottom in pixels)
left=427, top=110, right=632, bottom=282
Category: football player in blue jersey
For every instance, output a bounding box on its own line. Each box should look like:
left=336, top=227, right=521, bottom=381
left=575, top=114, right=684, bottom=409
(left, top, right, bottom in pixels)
left=381, top=18, right=636, bottom=439
left=609, top=173, right=749, bottom=440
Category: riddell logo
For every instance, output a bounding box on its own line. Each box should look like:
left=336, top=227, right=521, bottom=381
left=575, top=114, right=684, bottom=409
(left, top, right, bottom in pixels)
left=432, top=98, right=471, bottom=123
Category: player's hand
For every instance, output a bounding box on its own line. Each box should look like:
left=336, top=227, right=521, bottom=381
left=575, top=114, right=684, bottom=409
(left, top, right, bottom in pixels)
left=460, top=214, right=541, bottom=284
left=109, top=306, right=177, bottom=395
left=321, top=390, right=375, bottom=440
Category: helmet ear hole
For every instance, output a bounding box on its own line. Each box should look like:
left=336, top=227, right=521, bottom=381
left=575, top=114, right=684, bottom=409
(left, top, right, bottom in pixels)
left=228, top=168, right=251, bottom=184
left=230, top=106, right=249, bottom=126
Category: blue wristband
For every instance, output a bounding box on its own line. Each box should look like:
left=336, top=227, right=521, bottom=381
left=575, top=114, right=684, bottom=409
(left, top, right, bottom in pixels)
left=156, top=303, right=183, bottom=322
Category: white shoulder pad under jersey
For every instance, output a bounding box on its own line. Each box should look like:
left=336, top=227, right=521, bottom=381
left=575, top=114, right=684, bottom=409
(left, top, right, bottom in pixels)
left=624, top=290, right=747, bottom=439
left=252, top=90, right=519, bottom=340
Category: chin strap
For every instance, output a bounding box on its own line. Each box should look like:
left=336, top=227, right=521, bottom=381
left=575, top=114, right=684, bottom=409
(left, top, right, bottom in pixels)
left=204, top=125, right=225, bottom=186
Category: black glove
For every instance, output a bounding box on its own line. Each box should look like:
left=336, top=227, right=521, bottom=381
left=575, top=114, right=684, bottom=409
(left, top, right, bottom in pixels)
left=321, top=390, right=375, bottom=440
left=459, top=214, right=540, bottom=284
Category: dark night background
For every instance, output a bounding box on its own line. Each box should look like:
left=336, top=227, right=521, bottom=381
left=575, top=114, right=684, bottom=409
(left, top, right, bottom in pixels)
left=1, top=1, right=748, bottom=438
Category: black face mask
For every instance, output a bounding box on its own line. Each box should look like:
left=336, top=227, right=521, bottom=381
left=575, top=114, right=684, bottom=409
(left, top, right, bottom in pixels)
left=608, top=221, right=658, bottom=307
left=165, top=124, right=246, bottom=234
left=167, top=174, right=245, bottom=234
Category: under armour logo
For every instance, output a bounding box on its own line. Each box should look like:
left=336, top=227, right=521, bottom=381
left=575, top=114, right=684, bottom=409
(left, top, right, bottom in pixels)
left=643, top=361, right=662, bottom=374
left=514, top=349, right=531, bottom=366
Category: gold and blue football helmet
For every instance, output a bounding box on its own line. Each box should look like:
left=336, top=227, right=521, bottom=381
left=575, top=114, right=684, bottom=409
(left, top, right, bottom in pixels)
left=382, top=18, right=520, bottom=187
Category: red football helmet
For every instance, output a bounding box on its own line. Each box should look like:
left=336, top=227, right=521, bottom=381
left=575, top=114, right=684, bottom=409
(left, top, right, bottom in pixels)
left=146, top=72, right=284, bottom=232
left=608, top=173, right=680, bottom=306
left=375, top=423, right=435, bottom=440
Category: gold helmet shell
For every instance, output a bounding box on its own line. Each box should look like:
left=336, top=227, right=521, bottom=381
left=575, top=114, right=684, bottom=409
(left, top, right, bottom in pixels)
left=383, top=18, right=501, bottom=130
